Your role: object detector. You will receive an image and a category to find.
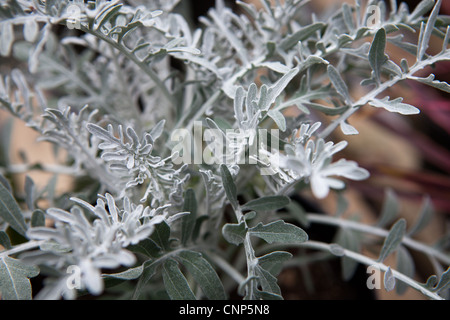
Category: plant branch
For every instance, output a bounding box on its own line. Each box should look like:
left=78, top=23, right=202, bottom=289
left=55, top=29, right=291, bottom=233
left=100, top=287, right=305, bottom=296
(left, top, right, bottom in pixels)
left=307, top=213, right=450, bottom=266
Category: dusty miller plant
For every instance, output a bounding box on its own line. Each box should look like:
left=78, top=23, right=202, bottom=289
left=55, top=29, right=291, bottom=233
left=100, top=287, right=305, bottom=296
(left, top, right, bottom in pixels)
left=0, top=0, right=449, bottom=300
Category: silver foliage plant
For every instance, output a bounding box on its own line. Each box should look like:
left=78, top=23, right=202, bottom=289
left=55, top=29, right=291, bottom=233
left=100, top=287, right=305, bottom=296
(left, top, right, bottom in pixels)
left=0, top=0, right=449, bottom=300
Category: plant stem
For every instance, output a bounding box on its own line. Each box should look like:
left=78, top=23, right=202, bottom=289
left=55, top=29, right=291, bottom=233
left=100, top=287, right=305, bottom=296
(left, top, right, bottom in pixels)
left=300, top=240, right=444, bottom=300
left=319, top=52, right=450, bottom=139
left=306, top=213, right=450, bottom=266
left=0, top=240, right=45, bottom=259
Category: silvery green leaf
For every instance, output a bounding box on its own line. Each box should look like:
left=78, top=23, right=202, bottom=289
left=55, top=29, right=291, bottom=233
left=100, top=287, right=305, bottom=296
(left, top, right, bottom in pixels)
left=150, top=221, right=170, bottom=252
left=93, top=2, right=123, bottom=30
left=103, top=265, right=143, bottom=280
left=31, top=209, right=46, bottom=228
left=335, top=228, right=360, bottom=281
left=378, top=218, right=407, bottom=262
left=431, top=266, right=450, bottom=293
left=233, top=86, right=245, bottom=124
left=149, top=119, right=165, bottom=140
left=24, top=175, right=35, bottom=211
left=384, top=266, right=396, bottom=292
left=328, top=65, right=351, bottom=104
left=0, top=231, right=11, bottom=250
left=162, top=258, right=196, bottom=300
left=220, top=164, right=239, bottom=210
left=258, top=251, right=292, bottom=277
left=181, top=189, right=197, bottom=245
left=222, top=222, right=246, bottom=246
left=128, top=238, right=161, bottom=258
left=279, top=23, right=326, bottom=51
left=249, top=220, right=308, bottom=244
left=285, top=201, right=309, bottom=228
left=340, top=121, right=359, bottom=135
left=241, top=196, right=290, bottom=212
left=342, top=3, right=355, bottom=31
left=258, top=61, right=291, bottom=74
left=0, top=180, right=27, bottom=237
left=177, top=250, right=227, bottom=300
left=267, top=109, right=286, bottom=131
left=369, top=28, right=388, bottom=83
left=24, top=19, right=39, bottom=43
left=132, top=260, right=158, bottom=300
left=368, top=97, right=420, bottom=115
left=255, top=265, right=281, bottom=296
left=417, top=0, right=442, bottom=61
left=329, top=243, right=346, bottom=256
left=0, top=256, right=39, bottom=300
left=408, top=0, right=435, bottom=22
left=383, top=60, right=403, bottom=77
left=408, top=196, right=433, bottom=237
left=377, top=188, right=399, bottom=228
left=396, top=246, right=415, bottom=295
left=0, top=22, right=14, bottom=56
left=264, top=67, right=299, bottom=111
left=409, top=74, right=450, bottom=93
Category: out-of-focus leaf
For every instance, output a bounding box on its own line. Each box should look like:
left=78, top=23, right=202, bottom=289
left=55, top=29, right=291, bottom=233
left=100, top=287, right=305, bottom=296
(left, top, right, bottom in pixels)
left=0, top=181, right=27, bottom=237
left=377, top=189, right=399, bottom=228
left=241, top=196, right=290, bottom=212
left=369, top=97, right=420, bottom=115
left=378, top=219, right=406, bottom=262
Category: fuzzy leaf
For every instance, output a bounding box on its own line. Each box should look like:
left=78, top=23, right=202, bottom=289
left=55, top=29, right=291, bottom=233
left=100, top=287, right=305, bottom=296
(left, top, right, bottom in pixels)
left=410, top=74, right=450, bottom=93
left=181, top=189, right=197, bottom=245
left=369, top=28, right=388, bottom=83
left=222, top=222, right=247, bottom=246
left=267, top=109, right=287, bottom=132
left=220, top=164, right=239, bottom=210
left=417, top=0, right=442, bottom=61
left=408, top=196, right=433, bottom=237
left=258, top=251, right=292, bottom=276
left=162, top=259, right=196, bottom=300
left=249, top=220, right=308, bottom=244
left=396, top=246, right=415, bottom=295
left=328, top=65, right=351, bottom=104
left=377, top=189, right=399, bottom=228
left=280, top=23, right=325, bottom=51
left=384, top=267, right=396, bottom=292
left=177, top=250, right=226, bottom=300
left=368, top=97, right=420, bottom=115
left=340, top=121, right=359, bottom=135
left=241, top=196, right=290, bottom=212
left=378, top=219, right=407, bottom=262
left=0, top=180, right=27, bottom=237
left=0, top=257, right=39, bottom=300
